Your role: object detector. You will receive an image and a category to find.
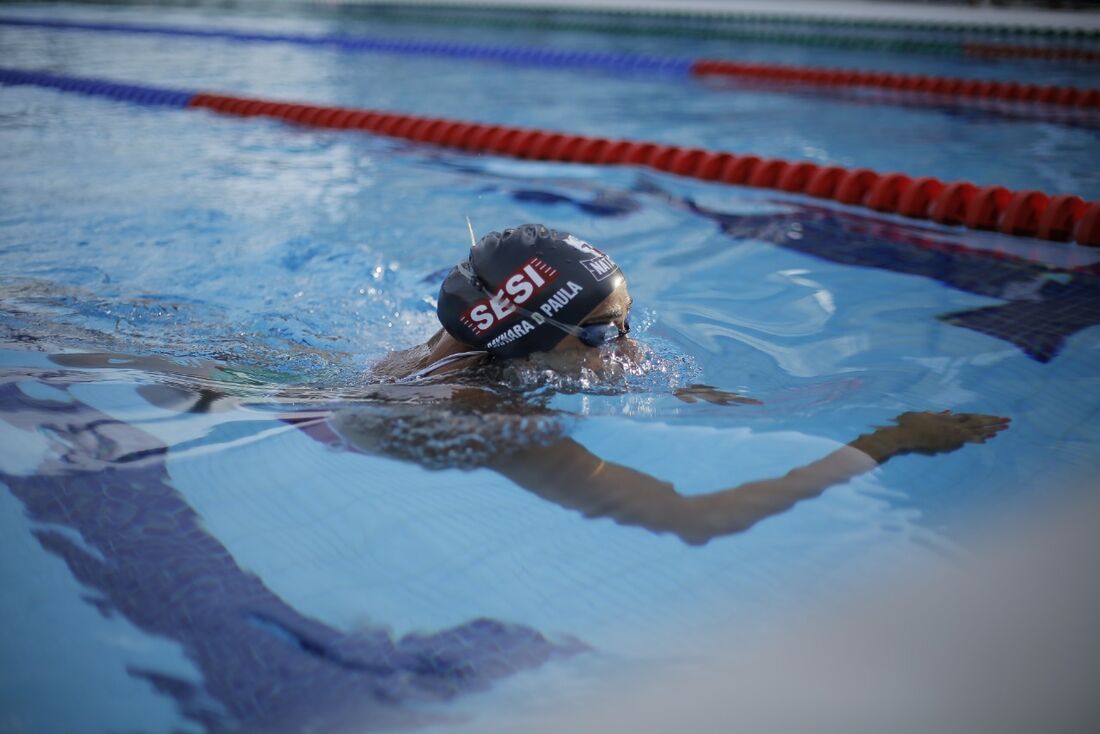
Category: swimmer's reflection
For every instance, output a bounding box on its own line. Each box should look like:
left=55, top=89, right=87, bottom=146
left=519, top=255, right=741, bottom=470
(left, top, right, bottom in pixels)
left=54, top=224, right=1009, bottom=545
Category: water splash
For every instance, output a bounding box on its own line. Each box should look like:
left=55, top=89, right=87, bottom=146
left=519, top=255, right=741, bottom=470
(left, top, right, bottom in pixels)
left=492, top=321, right=702, bottom=399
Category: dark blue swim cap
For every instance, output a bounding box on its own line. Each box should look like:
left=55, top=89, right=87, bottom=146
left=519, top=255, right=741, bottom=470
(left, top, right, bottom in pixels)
left=437, top=224, right=624, bottom=358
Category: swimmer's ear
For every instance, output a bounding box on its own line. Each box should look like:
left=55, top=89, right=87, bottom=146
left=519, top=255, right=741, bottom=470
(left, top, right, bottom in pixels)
left=465, top=216, right=478, bottom=251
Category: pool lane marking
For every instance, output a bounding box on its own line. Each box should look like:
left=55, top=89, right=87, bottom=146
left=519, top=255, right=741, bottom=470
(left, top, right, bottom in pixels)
left=0, top=66, right=1096, bottom=247
left=2, top=16, right=1099, bottom=110
left=0, top=68, right=195, bottom=107
left=338, top=1, right=1100, bottom=40
left=963, top=42, right=1100, bottom=63
left=0, top=17, right=694, bottom=75
left=307, top=5, right=1100, bottom=60
left=689, top=60, right=1100, bottom=107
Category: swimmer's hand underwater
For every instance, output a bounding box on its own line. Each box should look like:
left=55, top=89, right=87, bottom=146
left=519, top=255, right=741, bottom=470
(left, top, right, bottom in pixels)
left=850, top=410, right=1011, bottom=463
left=673, top=384, right=763, bottom=406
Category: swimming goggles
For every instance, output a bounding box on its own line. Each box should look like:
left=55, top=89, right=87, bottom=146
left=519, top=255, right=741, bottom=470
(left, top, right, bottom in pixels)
left=572, top=319, right=631, bottom=347
left=512, top=305, right=629, bottom=348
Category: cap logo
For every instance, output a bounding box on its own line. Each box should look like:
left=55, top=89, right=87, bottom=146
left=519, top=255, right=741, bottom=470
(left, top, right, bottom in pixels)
left=581, top=255, right=617, bottom=281
left=459, top=257, right=559, bottom=335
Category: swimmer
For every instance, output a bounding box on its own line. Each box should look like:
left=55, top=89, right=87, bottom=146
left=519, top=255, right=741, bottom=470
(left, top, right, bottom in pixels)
left=369, top=221, right=636, bottom=384
left=52, top=222, right=1010, bottom=545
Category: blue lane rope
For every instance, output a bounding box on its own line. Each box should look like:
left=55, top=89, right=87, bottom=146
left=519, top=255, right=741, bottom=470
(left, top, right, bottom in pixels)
left=0, top=17, right=694, bottom=76
left=0, top=67, right=195, bottom=107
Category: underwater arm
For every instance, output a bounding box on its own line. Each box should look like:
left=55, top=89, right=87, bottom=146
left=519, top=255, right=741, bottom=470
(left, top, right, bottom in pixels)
left=492, top=437, right=877, bottom=546
left=492, top=411, right=1008, bottom=546
left=672, top=384, right=762, bottom=406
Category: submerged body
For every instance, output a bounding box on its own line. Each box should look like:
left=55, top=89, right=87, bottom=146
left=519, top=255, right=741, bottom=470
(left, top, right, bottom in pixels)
left=53, top=345, right=1007, bottom=548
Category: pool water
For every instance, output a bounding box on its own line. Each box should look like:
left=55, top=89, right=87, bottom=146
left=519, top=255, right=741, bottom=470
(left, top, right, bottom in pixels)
left=2, top=2, right=1099, bottom=732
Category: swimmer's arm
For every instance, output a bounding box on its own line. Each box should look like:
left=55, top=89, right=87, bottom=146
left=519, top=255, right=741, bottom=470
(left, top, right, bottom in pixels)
left=493, top=412, right=1008, bottom=546
left=672, top=384, right=762, bottom=406
left=493, top=438, right=876, bottom=546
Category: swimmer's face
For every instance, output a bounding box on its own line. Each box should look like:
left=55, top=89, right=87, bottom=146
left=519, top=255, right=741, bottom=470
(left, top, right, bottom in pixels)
left=550, top=280, right=633, bottom=353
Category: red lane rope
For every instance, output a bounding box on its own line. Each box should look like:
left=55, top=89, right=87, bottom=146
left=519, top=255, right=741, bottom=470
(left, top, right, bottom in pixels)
left=690, top=60, right=1100, bottom=108
left=964, top=42, right=1100, bottom=63
left=186, top=93, right=1099, bottom=246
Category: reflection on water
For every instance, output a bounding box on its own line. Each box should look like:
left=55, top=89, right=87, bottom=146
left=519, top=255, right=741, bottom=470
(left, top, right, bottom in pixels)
left=0, top=367, right=581, bottom=733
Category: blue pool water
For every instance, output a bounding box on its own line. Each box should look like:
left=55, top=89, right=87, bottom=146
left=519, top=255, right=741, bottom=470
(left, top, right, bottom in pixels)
left=2, top=3, right=1100, bottom=732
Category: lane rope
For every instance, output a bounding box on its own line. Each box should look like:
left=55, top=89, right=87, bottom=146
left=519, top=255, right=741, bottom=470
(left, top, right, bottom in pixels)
left=0, top=68, right=194, bottom=107
left=1, top=66, right=1096, bottom=246
left=341, top=2, right=1100, bottom=40
left=2, top=17, right=1098, bottom=109
left=963, top=42, right=1100, bottom=63
left=352, top=4, right=1100, bottom=59
left=0, top=17, right=693, bottom=74
left=690, top=60, right=1100, bottom=107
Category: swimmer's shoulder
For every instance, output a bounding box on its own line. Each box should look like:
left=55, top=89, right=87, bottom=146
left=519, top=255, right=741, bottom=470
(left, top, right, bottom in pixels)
left=369, top=330, right=445, bottom=381
left=371, top=329, right=490, bottom=382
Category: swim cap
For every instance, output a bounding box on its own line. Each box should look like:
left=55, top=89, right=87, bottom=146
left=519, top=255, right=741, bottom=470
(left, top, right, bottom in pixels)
left=437, top=223, right=624, bottom=358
